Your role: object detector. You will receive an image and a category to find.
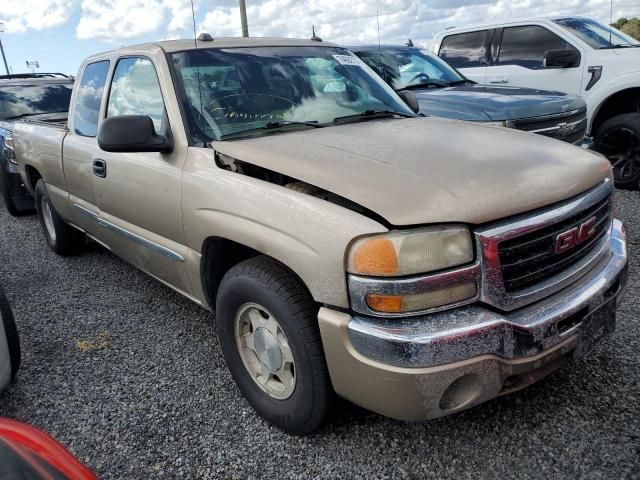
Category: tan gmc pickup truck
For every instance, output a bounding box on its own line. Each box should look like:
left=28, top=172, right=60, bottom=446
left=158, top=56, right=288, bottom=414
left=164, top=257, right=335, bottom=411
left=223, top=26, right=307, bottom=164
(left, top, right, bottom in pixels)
left=13, top=37, right=628, bottom=434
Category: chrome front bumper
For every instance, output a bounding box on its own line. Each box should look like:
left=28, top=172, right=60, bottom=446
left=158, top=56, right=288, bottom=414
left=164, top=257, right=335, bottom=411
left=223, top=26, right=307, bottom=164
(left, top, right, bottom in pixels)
left=347, top=219, right=627, bottom=369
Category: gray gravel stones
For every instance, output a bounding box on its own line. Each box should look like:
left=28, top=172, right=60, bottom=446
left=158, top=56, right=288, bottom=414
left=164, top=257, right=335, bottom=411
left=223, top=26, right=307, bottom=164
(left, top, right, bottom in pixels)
left=0, top=191, right=639, bottom=479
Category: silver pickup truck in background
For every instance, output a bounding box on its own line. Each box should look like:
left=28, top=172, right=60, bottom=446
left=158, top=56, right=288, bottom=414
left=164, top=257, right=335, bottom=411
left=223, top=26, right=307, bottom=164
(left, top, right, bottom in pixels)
left=12, top=36, right=628, bottom=434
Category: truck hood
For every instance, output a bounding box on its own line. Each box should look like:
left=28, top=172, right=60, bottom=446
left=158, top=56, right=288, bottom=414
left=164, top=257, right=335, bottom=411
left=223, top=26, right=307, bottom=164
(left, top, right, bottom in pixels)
left=413, top=85, right=585, bottom=121
left=212, top=117, right=610, bottom=226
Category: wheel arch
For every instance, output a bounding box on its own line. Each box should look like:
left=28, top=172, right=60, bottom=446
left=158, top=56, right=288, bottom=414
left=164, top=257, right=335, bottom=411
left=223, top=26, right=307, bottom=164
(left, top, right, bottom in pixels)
left=23, top=164, right=43, bottom=194
left=200, top=237, right=314, bottom=312
left=591, top=87, right=640, bottom=135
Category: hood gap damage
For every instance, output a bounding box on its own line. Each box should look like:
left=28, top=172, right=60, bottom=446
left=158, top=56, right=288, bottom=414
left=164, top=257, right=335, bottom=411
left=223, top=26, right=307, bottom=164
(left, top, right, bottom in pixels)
left=214, top=151, right=391, bottom=228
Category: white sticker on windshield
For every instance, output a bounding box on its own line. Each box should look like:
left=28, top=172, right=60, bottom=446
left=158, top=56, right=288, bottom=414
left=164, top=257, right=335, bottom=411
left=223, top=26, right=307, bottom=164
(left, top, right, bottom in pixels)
left=332, top=54, right=363, bottom=66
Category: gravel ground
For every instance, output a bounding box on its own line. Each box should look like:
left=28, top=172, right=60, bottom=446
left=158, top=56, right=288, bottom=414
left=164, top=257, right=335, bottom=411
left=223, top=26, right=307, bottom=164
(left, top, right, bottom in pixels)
left=0, top=191, right=639, bottom=479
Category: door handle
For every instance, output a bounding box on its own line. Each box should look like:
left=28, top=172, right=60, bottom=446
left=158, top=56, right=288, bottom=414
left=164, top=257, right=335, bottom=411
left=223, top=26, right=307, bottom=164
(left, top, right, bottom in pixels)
left=489, top=78, right=509, bottom=84
left=93, top=158, right=107, bottom=178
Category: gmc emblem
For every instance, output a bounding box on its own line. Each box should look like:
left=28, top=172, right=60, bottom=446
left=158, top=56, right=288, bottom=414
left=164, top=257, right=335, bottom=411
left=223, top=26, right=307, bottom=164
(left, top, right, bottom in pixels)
left=555, top=217, right=597, bottom=254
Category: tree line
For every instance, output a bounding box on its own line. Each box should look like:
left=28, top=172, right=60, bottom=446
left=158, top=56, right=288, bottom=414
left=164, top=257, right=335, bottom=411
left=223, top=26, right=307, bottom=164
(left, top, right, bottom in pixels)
left=612, top=18, right=640, bottom=40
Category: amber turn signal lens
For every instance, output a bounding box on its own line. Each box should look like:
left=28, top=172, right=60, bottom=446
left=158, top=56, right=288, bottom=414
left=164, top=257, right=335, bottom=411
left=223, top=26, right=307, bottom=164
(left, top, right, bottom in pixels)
left=366, top=294, right=403, bottom=313
left=352, top=238, right=399, bottom=276
left=366, top=283, right=477, bottom=313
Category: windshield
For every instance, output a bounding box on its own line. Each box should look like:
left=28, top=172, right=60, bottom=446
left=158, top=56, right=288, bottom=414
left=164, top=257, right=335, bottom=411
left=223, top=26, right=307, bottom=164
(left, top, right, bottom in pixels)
left=553, top=17, right=640, bottom=49
left=0, top=83, right=73, bottom=120
left=357, top=47, right=466, bottom=90
left=170, top=46, right=413, bottom=142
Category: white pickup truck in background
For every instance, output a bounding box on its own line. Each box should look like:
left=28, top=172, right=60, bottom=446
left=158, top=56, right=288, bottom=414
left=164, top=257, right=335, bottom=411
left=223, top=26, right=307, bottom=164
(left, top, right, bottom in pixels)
left=433, top=16, right=640, bottom=189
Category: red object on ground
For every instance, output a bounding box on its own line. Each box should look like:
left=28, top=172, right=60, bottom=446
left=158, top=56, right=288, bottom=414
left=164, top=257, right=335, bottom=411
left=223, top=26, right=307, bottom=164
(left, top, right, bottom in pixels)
left=0, top=417, right=96, bottom=480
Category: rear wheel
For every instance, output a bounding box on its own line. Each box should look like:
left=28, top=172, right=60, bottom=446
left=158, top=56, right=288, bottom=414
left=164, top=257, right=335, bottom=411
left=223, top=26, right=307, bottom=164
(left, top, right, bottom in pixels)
left=594, top=113, right=640, bottom=190
left=34, top=179, right=84, bottom=256
left=216, top=256, right=333, bottom=434
left=0, top=286, right=20, bottom=380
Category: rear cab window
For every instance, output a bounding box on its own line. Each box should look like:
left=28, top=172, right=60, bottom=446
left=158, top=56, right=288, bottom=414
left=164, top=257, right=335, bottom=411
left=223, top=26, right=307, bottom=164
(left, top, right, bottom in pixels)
left=439, top=30, right=488, bottom=68
left=74, top=61, right=110, bottom=137
left=0, top=82, right=73, bottom=121
left=497, top=25, right=579, bottom=68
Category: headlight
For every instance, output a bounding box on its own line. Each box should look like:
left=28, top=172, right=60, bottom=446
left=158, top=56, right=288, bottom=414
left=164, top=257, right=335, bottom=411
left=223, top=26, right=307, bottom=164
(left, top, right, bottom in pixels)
left=3, top=134, right=17, bottom=165
left=480, top=121, right=508, bottom=127
left=347, top=225, right=473, bottom=277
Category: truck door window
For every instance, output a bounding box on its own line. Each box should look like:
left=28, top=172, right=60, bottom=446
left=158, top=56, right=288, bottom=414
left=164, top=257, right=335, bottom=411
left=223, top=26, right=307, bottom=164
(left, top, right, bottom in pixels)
left=498, top=26, right=578, bottom=68
left=439, top=31, right=488, bottom=68
left=107, top=57, right=167, bottom=134
left=74, top=60, right=110, bottom=137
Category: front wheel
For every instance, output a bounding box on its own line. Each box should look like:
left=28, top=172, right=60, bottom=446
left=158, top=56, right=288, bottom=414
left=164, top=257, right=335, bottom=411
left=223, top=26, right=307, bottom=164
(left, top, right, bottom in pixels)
left=216, top=256, right=333, bottom=435
left=594, top=113, right=640, bottom=190
left=34, top=179, right=84, bottom=256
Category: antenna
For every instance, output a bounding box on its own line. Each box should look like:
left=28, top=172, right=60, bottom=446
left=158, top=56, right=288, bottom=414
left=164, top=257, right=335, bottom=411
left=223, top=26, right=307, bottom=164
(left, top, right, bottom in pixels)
left=377, top=11, right=384, bottom=82
left=609, top=0, right=613, bottom=46
left=190, top=0, right=206, bottom=145
left=310, top=25, right=322, bottom=42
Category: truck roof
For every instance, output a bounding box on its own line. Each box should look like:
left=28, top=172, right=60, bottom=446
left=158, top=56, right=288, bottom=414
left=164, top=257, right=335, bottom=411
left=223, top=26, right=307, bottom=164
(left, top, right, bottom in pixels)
left=434, top=15, right=588, bottom=36
left=0, top=77, right=74, bottom=87
left=84, top=36, right=340, bottom=62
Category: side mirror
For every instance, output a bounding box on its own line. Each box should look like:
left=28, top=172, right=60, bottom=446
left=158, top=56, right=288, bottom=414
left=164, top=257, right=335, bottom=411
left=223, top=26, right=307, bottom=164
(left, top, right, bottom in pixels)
left=397, top=89, right=420, bottom=114
left=98, top=115, right=173, bottom=153
left=543, top=49, right=580, bottom=68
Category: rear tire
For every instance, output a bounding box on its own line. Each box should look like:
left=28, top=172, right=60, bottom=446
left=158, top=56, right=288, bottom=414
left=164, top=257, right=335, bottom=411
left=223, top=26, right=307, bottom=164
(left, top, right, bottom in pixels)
left=216, top=255, right=333, bottom=435
left=34, top=179, right=84, bottom=256
left=594, top=113, right=640, bottom=190
left=0, top=286, right=21, bottom=380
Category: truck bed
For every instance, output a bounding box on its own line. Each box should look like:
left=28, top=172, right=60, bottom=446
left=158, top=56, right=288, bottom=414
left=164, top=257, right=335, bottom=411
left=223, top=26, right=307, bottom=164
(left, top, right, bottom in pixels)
left=12, top=120, right=68, bottom=199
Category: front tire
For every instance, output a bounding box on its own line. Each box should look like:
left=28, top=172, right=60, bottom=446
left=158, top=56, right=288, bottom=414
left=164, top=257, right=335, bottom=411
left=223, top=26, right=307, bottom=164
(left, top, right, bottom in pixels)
left=594, top=113, right=640, bottom=190
left=0, top=286, right=20, bottom=380
left=34, top=179, right=84, bottom=256
left=216, top=256, right=333, bottom=435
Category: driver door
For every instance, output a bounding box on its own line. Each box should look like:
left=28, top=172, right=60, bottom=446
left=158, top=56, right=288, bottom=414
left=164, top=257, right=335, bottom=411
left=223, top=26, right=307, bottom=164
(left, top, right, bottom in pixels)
left=92, top=56, right=191, bottom=294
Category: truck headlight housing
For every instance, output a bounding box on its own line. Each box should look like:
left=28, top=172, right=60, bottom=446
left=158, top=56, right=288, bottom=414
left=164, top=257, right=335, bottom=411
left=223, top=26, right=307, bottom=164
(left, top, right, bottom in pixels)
left=365, top=283, right=477, bottom=313
left=347, top=226, right=478, bottom=315
left=480, top=121, right=508, bottom=127
left=3, top=134, right=17, bottom=165
left=347, top=225, right=473, bottom=277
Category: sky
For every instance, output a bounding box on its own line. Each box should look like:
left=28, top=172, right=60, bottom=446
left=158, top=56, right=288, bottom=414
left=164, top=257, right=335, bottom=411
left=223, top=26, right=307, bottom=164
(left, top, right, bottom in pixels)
left=1, top=0, right=639, bottom=76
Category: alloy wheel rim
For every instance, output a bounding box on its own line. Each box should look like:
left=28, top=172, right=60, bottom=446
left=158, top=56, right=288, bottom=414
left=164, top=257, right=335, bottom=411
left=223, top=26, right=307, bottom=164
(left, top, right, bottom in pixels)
left=599, top=127, right=640, bottom=182
left=41, top=198, right=56, bottom=242
left=234, top=302, right=296, bottom=400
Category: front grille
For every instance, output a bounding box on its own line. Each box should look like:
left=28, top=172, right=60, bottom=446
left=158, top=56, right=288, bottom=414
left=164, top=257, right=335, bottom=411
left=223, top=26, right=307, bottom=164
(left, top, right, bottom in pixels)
left=498, top=195, right=611, bottom=293
left=513, top=108, right=587, bottom=144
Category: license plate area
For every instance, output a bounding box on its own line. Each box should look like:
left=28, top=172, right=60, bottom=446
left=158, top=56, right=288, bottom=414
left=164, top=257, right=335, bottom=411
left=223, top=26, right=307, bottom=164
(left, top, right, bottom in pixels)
left=574, top=296, right=617, bottom=358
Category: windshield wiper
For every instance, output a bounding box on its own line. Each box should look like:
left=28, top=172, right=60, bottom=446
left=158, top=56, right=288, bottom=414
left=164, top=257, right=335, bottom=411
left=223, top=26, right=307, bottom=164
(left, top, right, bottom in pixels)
left=600, top=43, right=640, bottom=49
left=263, top=120, right=324, bottom=129
left=448, top=79, right=475, bottom=86
left=218, top=120, right=324, bottom=140
left=3, top=111, right=67, bottom=121
left=402, top=79, right=450, bottom=89
left=3, top=113, right=40, bottom=120
left=333, top=109, right=414, bottom=123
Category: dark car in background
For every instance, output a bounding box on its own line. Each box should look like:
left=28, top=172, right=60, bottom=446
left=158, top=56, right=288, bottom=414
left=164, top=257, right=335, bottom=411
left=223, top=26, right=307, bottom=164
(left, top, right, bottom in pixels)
left=0, top=73, right=73, bottom=216
left=351, top=45, right=588, bottom=145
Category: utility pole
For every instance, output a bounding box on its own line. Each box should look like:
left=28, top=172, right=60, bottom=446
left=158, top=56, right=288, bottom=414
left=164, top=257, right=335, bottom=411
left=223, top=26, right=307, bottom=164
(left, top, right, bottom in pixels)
left=239, top=0, right=249, bottom=37
left=0, top=23, right=10, bottom=75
